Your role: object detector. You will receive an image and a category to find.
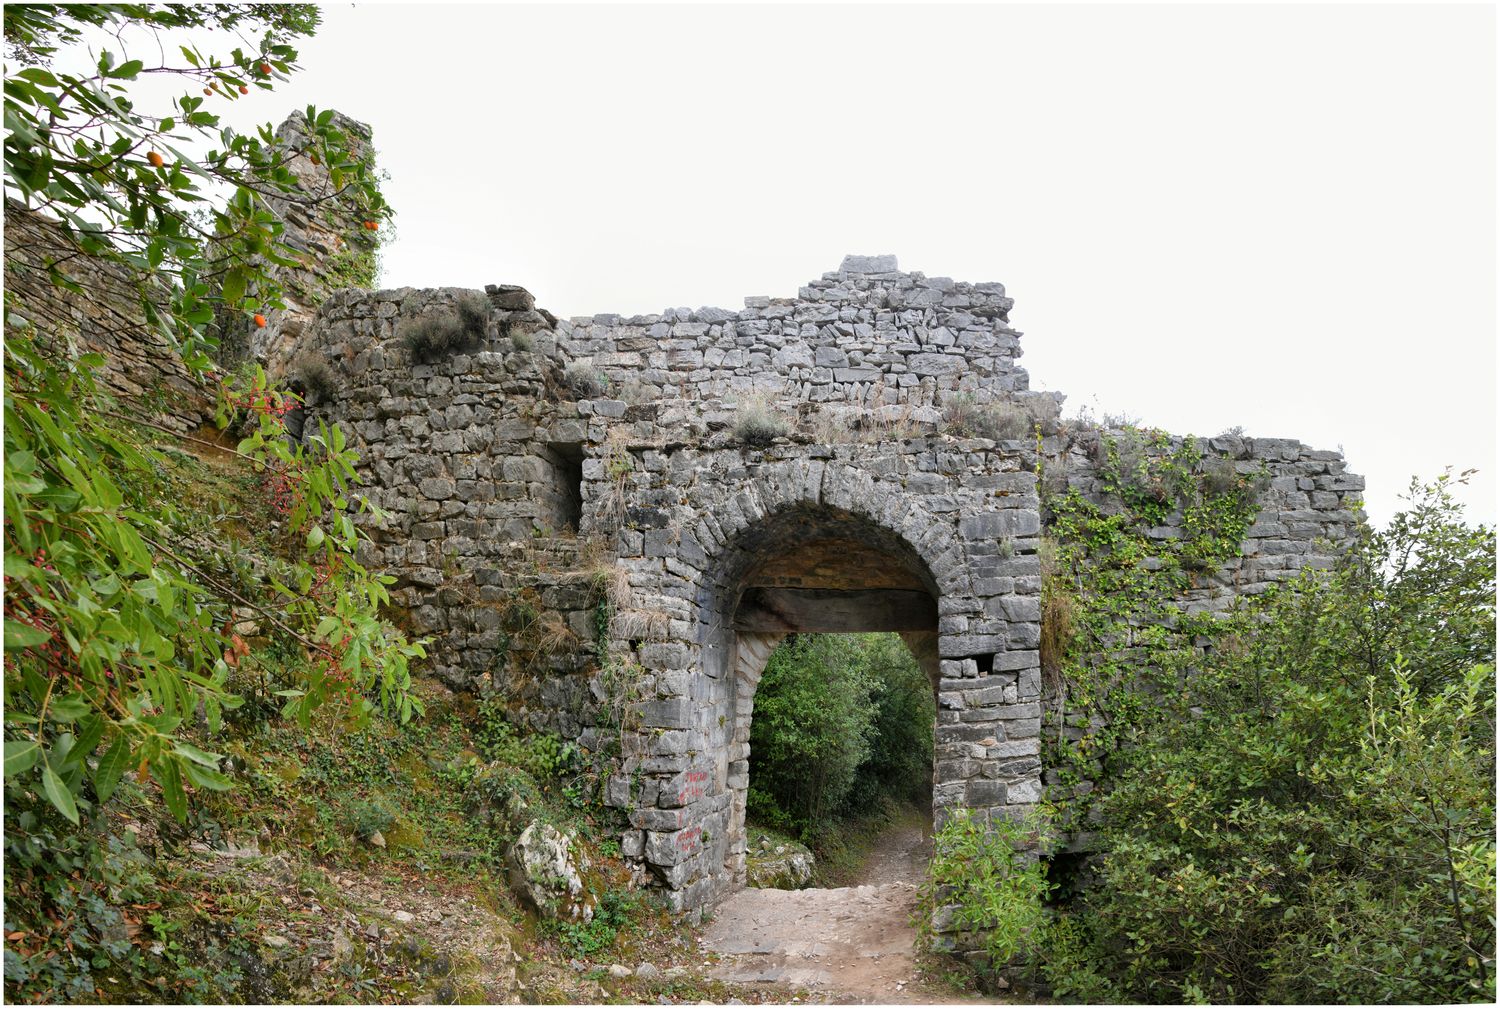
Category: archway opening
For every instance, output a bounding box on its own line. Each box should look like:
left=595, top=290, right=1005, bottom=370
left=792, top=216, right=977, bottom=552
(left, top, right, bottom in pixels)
left=700, top=504, right=944, bottom=892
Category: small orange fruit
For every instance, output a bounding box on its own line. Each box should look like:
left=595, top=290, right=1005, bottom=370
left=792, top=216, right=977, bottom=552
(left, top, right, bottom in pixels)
left=253, top=313, right=267, bottom=328
left=203, top=87, right=212, bottom=95
left=147, top=151, right=164, bottom=168
left=310, top=152, right=320, bottom=165
left=258, top=62, right=272, bottom=75
left=363, top=220, right=378, bottom=231
left=239, top=84, right=249, bottom=95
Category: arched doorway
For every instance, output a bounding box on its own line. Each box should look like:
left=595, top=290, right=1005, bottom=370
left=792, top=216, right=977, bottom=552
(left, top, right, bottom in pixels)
left=613, top=457, right=1044, bottom=918
left=705, top=504, right=943, bottom=888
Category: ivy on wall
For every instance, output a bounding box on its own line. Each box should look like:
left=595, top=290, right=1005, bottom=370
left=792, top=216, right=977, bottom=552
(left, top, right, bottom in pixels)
left=1039, top=428, right=1267, bottom=832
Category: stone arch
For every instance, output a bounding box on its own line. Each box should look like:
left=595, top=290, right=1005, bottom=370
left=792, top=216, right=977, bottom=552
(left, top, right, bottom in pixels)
left=676, top=461, right=971, bottom=902
left=703, top=497, right=949, bottom=891
left=616, top=455, right=1043, bottom=916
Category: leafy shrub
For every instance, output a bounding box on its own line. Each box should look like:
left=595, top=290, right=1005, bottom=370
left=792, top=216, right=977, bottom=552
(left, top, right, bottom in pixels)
left=550, top=887, right=638, bottom=957
left=748, top=635, right=877, bottom=837
left=732, top=396, right=788, bottom=447
left=918, top=808, right=1053, bottom=970
left=847, top=634, right=935, bottom=808
left=398, top=293, right=490, bottom=363
left=288, top=352, right=337, bottom=405
left=562, top=362, right=607, bottom=399
left=1035, top=475, right=1496, bottom=1004
left=942, top=395, right=1031, bottom=441
left=474, top=699, right=579, bottom=781
left=3, top=792, right=158, bottom=1002
left=343, top=799, right=394, bottom=841
left=4, top=335, right=426, bottom=829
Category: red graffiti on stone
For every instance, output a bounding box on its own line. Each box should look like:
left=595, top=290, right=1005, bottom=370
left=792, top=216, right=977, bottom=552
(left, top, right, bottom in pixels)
left=675, top=826, right=702, bottom=853
left=676, top=770, right=709, bottom=805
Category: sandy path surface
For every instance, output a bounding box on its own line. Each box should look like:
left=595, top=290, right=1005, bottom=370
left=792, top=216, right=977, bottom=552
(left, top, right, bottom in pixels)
left=701, top=816, right=987, bottom=1004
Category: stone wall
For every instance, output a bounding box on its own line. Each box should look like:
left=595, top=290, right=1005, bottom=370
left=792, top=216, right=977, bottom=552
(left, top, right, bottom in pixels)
left=277, top=253, right=1363, bottom=918
left=2, top=108, right=378, bottom=429
left=3, top=200, right=212, bottom=433
left=1026, top=425, right=1366, bottom=845
left=215, top=111, right=382, bottom=380
left=288, top=261, right=1061, bottom=914
left=559, top=253, right=1061, bottom=439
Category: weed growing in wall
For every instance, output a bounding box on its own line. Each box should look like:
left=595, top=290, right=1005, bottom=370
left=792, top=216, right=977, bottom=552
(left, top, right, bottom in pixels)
left=398, top=293, right=490, bottom=363
left=562, top=363, right=608, bottom=399
left=732, top=395, right=788, bottom=447
left=287, top=352, right=337, bottom=404
left=941, top=394, right=1033, bottom=441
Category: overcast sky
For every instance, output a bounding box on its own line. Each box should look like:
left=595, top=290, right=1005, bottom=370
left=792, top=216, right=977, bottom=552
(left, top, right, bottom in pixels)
left=64, top=2, right=1500, bottom=527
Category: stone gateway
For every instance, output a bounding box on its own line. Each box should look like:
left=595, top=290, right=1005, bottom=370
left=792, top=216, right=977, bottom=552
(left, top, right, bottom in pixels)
left=286, top=254, right=1363, bottom=918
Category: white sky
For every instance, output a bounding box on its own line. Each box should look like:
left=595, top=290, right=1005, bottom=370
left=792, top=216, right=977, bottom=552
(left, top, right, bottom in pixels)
left=44, top=2, right=1500, bottom=528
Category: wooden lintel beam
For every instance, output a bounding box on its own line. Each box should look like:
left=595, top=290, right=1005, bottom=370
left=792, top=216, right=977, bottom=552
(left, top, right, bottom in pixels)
left=733, top=588, right=938, bottom=634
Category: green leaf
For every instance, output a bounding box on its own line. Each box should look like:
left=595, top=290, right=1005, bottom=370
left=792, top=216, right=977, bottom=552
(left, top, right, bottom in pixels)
left=71, top=715, right=106, bottom=764
left=41, top=765, right=80, bottom=824
left=183, top=762, right=233, bottom=791
left=158, top=759, right=187, bottom=823
left=171, top=741, right=223, bottom=768
left=47, top=694, right=91, bottom=723
left=5, top=619, right=52, bottom=648
left=221, top=266, right=246, bottom=305
left=17, top=67, right=59, bottom=87
left=4, top=739, right=41, bottom=777
left=94, top=735, right=130, bottom=802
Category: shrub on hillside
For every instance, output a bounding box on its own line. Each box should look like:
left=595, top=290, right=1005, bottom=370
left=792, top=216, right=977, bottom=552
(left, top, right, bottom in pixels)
left=1033, top=474, right=1496, bottom=1004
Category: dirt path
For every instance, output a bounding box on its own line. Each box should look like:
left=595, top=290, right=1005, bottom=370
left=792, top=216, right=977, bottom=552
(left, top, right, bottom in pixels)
left=854, top=814, right=932, bottom=888
left=702, top=817, right=983, bottom=1004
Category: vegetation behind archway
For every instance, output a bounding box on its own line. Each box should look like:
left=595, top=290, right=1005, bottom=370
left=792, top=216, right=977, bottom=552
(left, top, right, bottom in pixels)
left=746, top=632, right=935, bottom=876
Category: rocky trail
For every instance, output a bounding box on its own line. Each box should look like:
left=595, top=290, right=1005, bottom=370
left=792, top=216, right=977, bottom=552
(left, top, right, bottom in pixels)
left=701, top=819, right=988, bottom=1004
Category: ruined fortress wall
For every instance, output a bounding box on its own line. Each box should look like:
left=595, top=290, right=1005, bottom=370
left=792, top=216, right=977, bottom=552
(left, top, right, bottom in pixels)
left=1043, top=428, right=1366, bottom=606
left=285, top=254, right=1363, bottom=913
left=291, top=267, right=1058, bottom=911
left=3, top=201, right=213, bottom=432
left=1027, top=426, right=1366, bottom=842
left=558, top=254, right=1060, bottom=435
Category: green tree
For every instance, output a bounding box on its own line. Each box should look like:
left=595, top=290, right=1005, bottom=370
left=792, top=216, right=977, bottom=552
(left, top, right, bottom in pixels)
left=1040, top=474, right=1496, bottom=1004
left=3, top=3, right=416, bottom=828
left=748, top=633, right=935, bottom=840
left=849, top=632, right=934, bottom=808
left=748, top=634, right=879, bottom=837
